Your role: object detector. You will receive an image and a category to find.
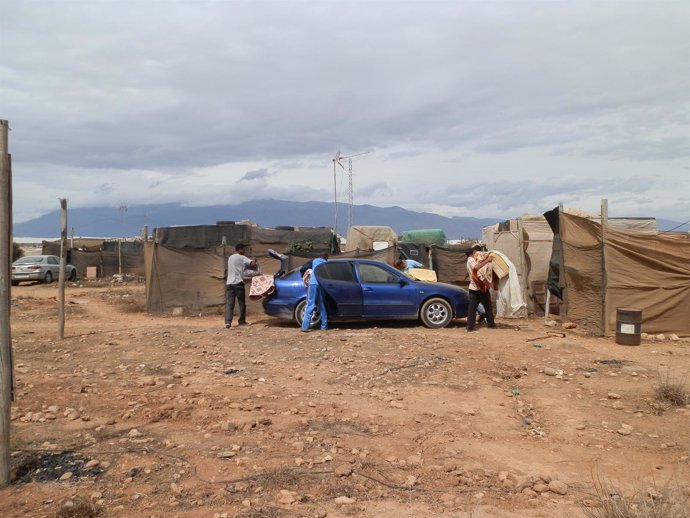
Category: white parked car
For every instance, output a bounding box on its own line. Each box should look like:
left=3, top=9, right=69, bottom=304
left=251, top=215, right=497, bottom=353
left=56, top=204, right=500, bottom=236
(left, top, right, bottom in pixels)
left=11, top=255, right=77, bottom=285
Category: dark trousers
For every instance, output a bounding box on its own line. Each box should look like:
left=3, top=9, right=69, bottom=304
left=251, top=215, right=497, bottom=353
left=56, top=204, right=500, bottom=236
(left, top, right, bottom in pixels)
left=226, top=282, right=246, bottom=325
left=467, top=289, right=494, bottom=329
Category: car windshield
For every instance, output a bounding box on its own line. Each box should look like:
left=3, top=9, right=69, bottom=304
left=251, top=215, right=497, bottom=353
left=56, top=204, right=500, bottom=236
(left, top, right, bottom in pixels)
left=15, top=256, right=45, bottom=264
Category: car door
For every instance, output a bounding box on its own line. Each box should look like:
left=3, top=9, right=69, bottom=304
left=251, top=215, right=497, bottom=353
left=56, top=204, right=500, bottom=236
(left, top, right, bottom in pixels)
left=316, top=262, right=363, bottom=318
left=356, top=263, right=418, bottom=318
left=47, top=255, right=59, bottom=277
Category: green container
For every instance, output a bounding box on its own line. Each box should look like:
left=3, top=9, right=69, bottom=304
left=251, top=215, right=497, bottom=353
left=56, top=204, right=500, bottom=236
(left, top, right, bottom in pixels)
left=399, top=229, right=448, bottom=247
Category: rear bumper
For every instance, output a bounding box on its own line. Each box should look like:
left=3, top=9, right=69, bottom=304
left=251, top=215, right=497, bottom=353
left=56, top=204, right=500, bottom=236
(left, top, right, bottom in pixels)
left=12, top=272, right=43, bottom=282
left=262, top=299, right=296, bottom=321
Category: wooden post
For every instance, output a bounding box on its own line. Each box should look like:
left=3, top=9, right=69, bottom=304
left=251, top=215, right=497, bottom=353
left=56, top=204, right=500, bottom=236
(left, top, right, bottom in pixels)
left=141, top=225, right=148, bottom=242
left=544, top=289, right=551, bottom=324
left=58, top=199, right=67, bottom=340
left=0, top=119, right=12, bottom=487
left=601, top=199, right=608, bottom=336
left=558, top=203, right=568, bottom=322
left=516, top=218, right=529, bottom=319
left=118, top=239, right=122, bottom=276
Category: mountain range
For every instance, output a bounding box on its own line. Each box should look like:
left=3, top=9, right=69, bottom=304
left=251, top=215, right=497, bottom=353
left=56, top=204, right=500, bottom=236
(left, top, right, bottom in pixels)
left=13, top=199, right=688, bottom=240
left=13, top=200, right=501, bottom=240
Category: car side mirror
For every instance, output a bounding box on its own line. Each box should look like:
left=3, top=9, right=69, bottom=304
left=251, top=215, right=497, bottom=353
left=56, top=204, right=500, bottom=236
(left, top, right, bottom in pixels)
left=398, top=277, right=409, bottom=286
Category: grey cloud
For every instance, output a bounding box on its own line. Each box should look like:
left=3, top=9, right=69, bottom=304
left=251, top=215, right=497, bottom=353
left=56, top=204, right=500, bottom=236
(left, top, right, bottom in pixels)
left=240, top=169, right=273, bottom=182
left=3, top=1, right=689, bottom=223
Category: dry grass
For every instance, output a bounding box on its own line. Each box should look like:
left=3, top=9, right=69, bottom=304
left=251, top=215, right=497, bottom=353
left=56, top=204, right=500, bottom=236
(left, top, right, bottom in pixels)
left=55, top=498, right=100, bottom=518
left=655, top=369, right=689, bottom=407
left=580, top=474, right=689, bottom=518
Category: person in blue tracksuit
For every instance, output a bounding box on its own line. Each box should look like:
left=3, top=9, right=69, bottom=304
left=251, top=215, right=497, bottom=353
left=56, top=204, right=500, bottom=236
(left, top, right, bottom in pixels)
left=301, top=253, right=328, bottom=332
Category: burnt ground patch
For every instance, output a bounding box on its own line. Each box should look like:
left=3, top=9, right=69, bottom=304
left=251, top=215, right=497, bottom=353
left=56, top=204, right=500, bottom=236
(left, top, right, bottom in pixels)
left=11, top=450, right=106, bottom=484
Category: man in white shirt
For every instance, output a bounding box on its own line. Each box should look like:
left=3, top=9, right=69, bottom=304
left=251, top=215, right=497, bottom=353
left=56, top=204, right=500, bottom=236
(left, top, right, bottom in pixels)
left=466, top=246, right=496, bottom=332
left=225, top=243, right=256, bottom=328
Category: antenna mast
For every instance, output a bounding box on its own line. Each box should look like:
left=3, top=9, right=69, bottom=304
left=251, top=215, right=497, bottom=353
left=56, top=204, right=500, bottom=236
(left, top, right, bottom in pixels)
left=331, top=150, right=372, bottom=233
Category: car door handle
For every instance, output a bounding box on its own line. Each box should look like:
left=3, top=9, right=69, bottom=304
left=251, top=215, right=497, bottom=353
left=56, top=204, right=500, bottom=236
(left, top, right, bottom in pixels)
left=363, top=287, right=373, bottom=292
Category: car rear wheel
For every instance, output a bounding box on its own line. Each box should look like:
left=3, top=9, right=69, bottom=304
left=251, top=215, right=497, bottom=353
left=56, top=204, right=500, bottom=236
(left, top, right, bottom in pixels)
left=420, top=297, right=452, bottom=329
left=11, top=281, right=19, bottom=286
left=44, top=271, right=53, bottom=284
left=294, top=299, right=321, bottom=329
left=69, top=269, right=77, bottom=281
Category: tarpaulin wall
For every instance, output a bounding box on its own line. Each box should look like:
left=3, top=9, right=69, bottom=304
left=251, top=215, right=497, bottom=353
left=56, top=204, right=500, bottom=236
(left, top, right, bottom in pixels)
left=145, top=224, right=337, bottom=314
left=559, top=212, right=690, bottom=336
left=146, top=244, right=226, bottom=314
left=430, top=246, right=467, bottom=285
left=560, top=213, right=605, bottom=335
left=42, top=239, right=145, bottom=278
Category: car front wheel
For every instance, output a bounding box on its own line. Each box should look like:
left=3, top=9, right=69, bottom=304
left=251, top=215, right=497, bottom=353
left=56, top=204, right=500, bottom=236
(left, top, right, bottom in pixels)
left=294, top=299, right=321, bottom=329
left=420, top=297, right=452, bottom=329
left=44, top=271, right=53, bottom=284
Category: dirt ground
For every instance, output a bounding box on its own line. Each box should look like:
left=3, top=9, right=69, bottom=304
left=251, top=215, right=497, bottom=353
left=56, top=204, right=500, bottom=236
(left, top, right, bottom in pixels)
left=2, top=281, right=689, bottom=518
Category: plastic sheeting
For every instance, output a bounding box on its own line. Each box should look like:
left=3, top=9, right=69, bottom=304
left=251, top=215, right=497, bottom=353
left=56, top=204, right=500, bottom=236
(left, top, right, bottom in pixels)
left=399, top=229, right=448, bottom=248
left=560, top=212, right=690, bottom=336
left=345, top=226, right=397, bottom=252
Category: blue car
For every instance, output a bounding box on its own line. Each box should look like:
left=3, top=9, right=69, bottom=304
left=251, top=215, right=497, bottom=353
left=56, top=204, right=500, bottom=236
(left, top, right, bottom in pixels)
left=262, top=258, right=469, bottom=329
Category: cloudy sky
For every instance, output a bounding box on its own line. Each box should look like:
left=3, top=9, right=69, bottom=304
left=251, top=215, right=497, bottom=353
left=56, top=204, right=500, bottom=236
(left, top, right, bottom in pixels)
left=2, top=0, right=689, bottom=224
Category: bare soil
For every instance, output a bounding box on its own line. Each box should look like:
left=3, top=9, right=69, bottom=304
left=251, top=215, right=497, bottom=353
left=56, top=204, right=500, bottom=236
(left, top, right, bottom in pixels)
left=2, top=281, right=689, bottom=517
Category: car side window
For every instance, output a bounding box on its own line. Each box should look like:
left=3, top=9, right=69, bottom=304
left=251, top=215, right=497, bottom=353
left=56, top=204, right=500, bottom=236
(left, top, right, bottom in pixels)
left=319, top=263, right=357, bottom=283
left=358, top=264, right=400, bottom=284
left=48, top=257, right=58, bottom=264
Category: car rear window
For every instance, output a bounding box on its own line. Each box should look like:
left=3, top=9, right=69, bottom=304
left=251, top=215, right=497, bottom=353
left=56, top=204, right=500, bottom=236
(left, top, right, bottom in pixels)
left=318, top=262, right=357, bottom=283
left=15, top=256, right=44, bottom=264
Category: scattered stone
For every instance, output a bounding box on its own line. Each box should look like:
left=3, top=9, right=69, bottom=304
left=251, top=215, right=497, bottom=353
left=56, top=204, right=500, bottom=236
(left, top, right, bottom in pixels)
left=90, top=491, right=102, bottom=501
left=85, top=460, right=100, bottom=469
left=622, top=365, right=647, bottom=374
left=582, top=499, right=603, bottom=508
left=334, top=496, right=355, bottom=505
left=66, top=411, right=81, bottom=421
left=277, top=490, right=298, bottom=505
left=542, top=367, right=563, bottom=376
left=549, top=480, right=568, bottom=495
left=575, top=424, right=586, bottom=430
left=533, top=483, right=549, bottom=493
left=563, top=322, right=577, bottom=329
left=670, top=334, right=680, bottom=341
left=217, top=451, right=237, bottom=459
left=59, top=471, right=73, bottom=481
left=617, top=428, right=632, bottom=436
left=128, top=428, right=143, bottom=437
left=404, top=475, right=417, bottom=487
left=220, top=421, right=237, bottom=432
left=656, top=334, right=666, bottom=341
left=334, top=464, right=352, bottom=477
left=170, top=483, right=183, bottom=495
left=607, top=393, right=621, bottom=400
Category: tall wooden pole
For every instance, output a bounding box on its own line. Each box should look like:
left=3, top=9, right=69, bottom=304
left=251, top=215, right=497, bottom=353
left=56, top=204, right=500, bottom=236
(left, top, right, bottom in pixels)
left=0, top=119, right=13, bottom=487
left=558, top=203, right=568, bottom=322
left=601, top=199, right=608, bottom=335
left=58, top=199, right=67, bottom=339
left=516, top=218, right=530, bottom=319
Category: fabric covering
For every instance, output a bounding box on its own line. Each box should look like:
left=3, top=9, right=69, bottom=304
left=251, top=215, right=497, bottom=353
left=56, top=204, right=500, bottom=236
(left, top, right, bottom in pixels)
left=345, top=226, right=397, bottom=252
left=406, top=268, right=438, bottom=282
left=249, top=275, right=275, bottom=300
left=145, top=224, right=337, bottom=313
left=492, top=251, right=527, bottom=318
left=559, top=212, right=690, bottom=336
left=399, top=229, right=448, bottom=248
